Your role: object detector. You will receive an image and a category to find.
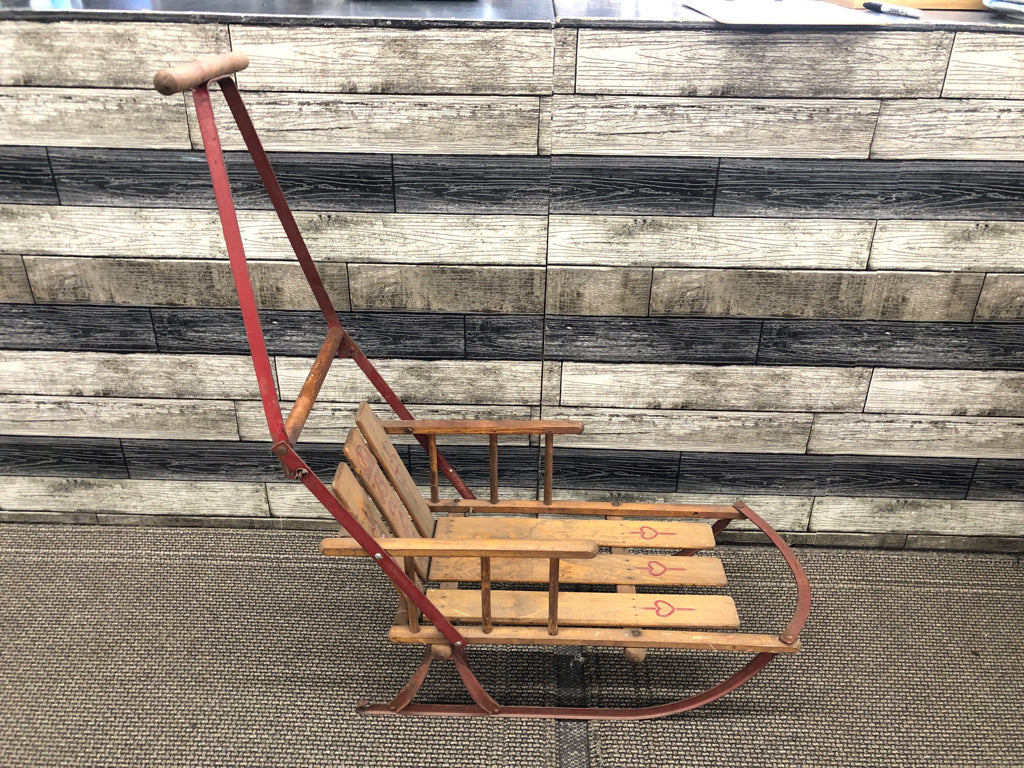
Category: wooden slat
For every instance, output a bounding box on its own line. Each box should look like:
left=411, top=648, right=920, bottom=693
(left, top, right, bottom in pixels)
left=437, top=515, right=716, bottom=550
left=0, top=87, right=189, bottom=149
left=0, top=394, right=239, bottom=440
left=348, top=264, right=545, bottom=314
left=430, top=552, right=727, bottom=586
left=0, top=21, right=229, bottom=88
left=186, top=92, right=541, bottom=154
left=808, top=414, right=1024, bottom=459
left=23, top=257, right=350, bottom=310
left=547, top=215, right=872, bottom=269
left=649, top=268, right=985, bottom=322
left=575, top=30, right=951, bottom=98
left=0, top=147, right=58, bottom=205
left=810, top=496, right=1024, bottom=537
left=0, top=351, right=260, bottom=398
left=0, top=255, right=30, bottom=302
left=0, top=436, right=127, bottom=479
left=553, top=28, right=577, bottom=94
left=394, top=156, right=551, bottom=215
left=0, top=305, right=157, bottom=353
left=425, top=589, right=739, bottom=629
left=865, top=369, right=1024, bottom=417
left=559, top=362, right=871, bottom=412
left=331, top=462, right=391, bottom=539
left=975, top=274, right=1024, bottom=321
left=354, top=403, right=436, bottom=537
left=550, top=95, right=879, bottom=158
left=870, top=220, right=1024, bottom=273
left=231, top=27, right=553, bottom=94
left=321, top=537, right=598, bottom=559
left=872, top=100, right=1024, bottom=160
left=383, top=419, right=584, bottom=436
left=545, top=266, right=652, bottom=316
left=969, top=460, right=1024, bottom=501
left=431, top=499, right=741, bottom=519
left=943, top=33, right=1024, bottom=99
left=391, top=624, right=800, bottom=654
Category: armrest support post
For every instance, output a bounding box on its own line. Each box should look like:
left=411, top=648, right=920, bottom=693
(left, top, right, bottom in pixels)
left=489, top=434, right=499, bottom=504
left=480, top=557, right=492, bottom=634
left=548, top=558, right=560, bottom=636
left=544, top=433, right=554, bottom=506
left=428, top=434, right=439, bottom=503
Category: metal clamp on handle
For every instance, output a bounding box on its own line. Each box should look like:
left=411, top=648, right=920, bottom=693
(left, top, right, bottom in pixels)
left=153, top=52, right=249, bottom=95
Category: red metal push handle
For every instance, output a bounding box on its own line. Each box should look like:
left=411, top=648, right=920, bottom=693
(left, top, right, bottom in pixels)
left=154, top=52, right=249, bottom=95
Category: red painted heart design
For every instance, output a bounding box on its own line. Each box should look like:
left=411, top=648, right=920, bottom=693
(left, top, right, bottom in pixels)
left=637, top=525, right=660, bottom=540
left=653, top=599, right=676, bottom=617
left=646, top=560, right=668, bottom=577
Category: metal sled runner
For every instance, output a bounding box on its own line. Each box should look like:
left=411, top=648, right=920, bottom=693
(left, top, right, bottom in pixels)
left=154, top=53, right=810, bottom=720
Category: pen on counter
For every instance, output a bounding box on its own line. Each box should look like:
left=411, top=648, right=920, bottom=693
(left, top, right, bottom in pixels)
left=863, top=2, right=925, bottom=18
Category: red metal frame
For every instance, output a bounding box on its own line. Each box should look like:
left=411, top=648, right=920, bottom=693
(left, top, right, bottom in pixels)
left=190, top=76, right=810, bottom=719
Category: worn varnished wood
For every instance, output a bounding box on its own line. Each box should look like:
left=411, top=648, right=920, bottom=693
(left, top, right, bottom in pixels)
left=321, top=537, right=598, bottom=559
left=865, top=369, right=1024, bottom=417
left=431, top=499, right=741, bottom=519
left=810, top=496, right=1024, bottom=536
left=716, top=159, right=1024, bottom=220
left=872, top=100, right=1024, bottom=160
left=649, top=269, right=985, bottom=321
left=758, top=320, right=1024, bottom=370
left=943, top=33, right=1024, bottom=99
left=0, top=147, right=58, bottom=204
left=558, top=362, right=871, bottom=412
left=394, top=156, right=550, bottom=214
left=574, top=30, right=952, bottom=98
left=547, top=215, right=872, bottom=269
left=231, top=27, right=553, bottom=95
left=405, top=445, right=538, bottom=490
left=348, top=265, right=545, bottom=314
left=544, top=316, right=761, bottom=364
left=186, top=92, right=541, bottom=155
left=808, top=414, right=1024, bottom=459
left=545, top=266, right=652, bottom=316
left=0, top=87, right=190, bottom=149
left=284, top=327, right=345, bottom=444
left=425, top=589, right=739, bottom=630
left=122, top=439, right=345, bottom=482
left=870, top=220, right=1024, bottom=272
left=550, top=156, right=716, bottom=215
left=383, top=419, right=583, bottom=436
left=975, top=274, right=1024, bottom=321
left=331, top=462, right=402, bottom=540
left=0, top=436, right=128, bottom=479
left=550, top=95, right=879, bottom=157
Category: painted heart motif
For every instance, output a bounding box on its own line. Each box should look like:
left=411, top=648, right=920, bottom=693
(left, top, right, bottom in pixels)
left=646, top=560, right=668, bottom=577
left=652, top=599, right=676, bottom=617
left=636, top=525, right=660, bottom=540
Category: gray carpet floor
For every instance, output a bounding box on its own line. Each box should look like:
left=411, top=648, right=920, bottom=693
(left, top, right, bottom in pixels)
left=1, top=523, right=1021, bottom=767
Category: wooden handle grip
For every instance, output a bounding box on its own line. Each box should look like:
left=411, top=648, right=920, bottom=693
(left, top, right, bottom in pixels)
left=153, top=52, right=250, bottom=95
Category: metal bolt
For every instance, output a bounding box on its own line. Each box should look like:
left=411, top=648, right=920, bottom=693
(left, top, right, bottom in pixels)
left=373, top=553, right=383, bottom=561
left=454, top=641, right=463, bottom=647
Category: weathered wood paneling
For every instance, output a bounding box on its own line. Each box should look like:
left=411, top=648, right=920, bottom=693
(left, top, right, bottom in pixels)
left=551, top=447, right=679, bottom=492
left=123, top=439, right=344, bottom=482
left=545, top=266, right=652, bottom=316
left=0, top=477, right=268, bottom=517
left=0, top=351, right=261, bottom=399
left=0, top=88, right=190, bottom=149
left=0, top=436, right=128, bottom=479
left=974, top=274, right=1024, bottom=321
left=0, top=21, right=229, bottom=88
left=550, top=96, right=879, bottom=157
left=866, top=369, right=1024, bottom=417
left=758, top=320, right=1024, bottom=370
left=809, top=414, right=1024, bottom=459
left=0, top=395, right=240, bottom=440
left=872, top=100, right=1024, bottom=160
left=649, top=269, right=985, bottom=321
left=943, top=32, right=1024, bottom=99
left=348, top=265, right=545, bottom=313
left=406, top=444, right=540, bottom=488
left=186, top=92, right=541, bottom=155
left=810, top=496, right=1024, bottom=536
left=575, top=30, right=951, bottom=98
left=0, top=255, right=30, bottom=302
left=969, top=459, right=1024, bottom=500
left=553, top=28, right=577, bottom=93
left=465, top=315, right=544, bottom=360
left=559, top=363, right=871, bottom=412
left=547, top=215, right=872, bottom=268
left=23, top=257, right=351, bottom=310
left=0, top=147, right=57, bottom=204
left=393, top=156, right=550, bottom=214
left=544, top=316, right=762, bottom=363
left=265, top=483, right=333, bottom=519
left=0, top=305, right=158, bottom=352
left=715, top=159, right=1024, bottom=220
left=870, top=221, right=1024, bottom=272
left=277, top=359, right=544, bottom=405
left=542, top=360, right=561, bottom=406
left=550, top=156, right=717, bottom=215
left=231, top=26, right=554, bottom=94
left=545, top=407, right=814, bottom=453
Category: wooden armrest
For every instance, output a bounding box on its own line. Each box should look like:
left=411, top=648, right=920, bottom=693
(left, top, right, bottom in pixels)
left=381, top=419, right=584, bottom=436
left=429, top=499, right=743, bottom=520
left=320, top=537, right=598, bottom=559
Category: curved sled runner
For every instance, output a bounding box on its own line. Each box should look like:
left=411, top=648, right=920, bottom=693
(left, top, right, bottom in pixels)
left=154, top=54, right=810, bottom=719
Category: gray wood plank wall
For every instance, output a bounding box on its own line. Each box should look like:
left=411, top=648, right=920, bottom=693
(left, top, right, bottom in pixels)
left=1, top=20, right=1023, bottom=545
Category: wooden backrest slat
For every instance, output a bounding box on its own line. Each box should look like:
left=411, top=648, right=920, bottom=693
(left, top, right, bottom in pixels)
left=330, top=461, right=390, bottom=540
left=355, top=402, right=436, bottom=538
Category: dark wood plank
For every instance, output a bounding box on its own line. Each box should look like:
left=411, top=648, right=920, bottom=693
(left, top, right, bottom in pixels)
left=406, top=444, right=538, bottom=490
left=0, top=436, right=127, bottom=478
left=0, top=304, right=157, bottom=352
left=968, top=460, right=1024, bottom=501
left=0, top=147, right=58, bottom=204
left=550, top=156, right=717, bottom=215
left=544, top=316, right=761, bottom=363
left=676, top=451, right=974, bottom=499
left=716, top=159, right=1024, bottom=219
left=151, top=308, right=465, bottom=358
left=551, top=447, right=679, bottom=492
left=49, top=149, right=394, bottom=212
left=759, top=320, right=1024, bottom=370
left=465, top=314, right=544, bottom=360
left=394, top=155, right=549, bottom=214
